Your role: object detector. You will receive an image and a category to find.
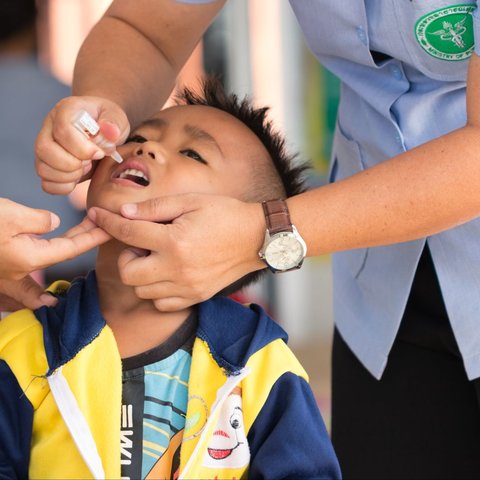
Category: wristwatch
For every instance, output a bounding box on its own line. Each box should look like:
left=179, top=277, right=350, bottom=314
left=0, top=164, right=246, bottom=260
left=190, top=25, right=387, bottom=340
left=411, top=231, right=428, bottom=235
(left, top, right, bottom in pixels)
left=258, top=199, right=307, bottom=273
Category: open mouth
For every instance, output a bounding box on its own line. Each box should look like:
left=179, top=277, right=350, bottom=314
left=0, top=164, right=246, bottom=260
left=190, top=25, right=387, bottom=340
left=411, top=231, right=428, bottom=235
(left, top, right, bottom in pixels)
left=116, top=168, right=150, bottom=186
left=112, top=161, right=151, bottom=187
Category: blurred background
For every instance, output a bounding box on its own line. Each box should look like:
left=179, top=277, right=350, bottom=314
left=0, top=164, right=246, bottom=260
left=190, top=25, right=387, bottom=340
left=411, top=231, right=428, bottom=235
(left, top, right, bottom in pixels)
left=2, top=0, right=340, bottom=427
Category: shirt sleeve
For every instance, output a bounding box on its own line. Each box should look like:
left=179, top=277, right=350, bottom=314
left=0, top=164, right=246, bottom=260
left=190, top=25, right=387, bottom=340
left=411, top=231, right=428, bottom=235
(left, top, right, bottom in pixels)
left=0, top=360, right=33, bottom=480
left=247, top=372, right=342, bottom=480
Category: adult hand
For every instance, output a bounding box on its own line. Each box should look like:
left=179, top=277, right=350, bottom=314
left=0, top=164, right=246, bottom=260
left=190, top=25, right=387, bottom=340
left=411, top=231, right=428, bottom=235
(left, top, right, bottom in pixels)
left=89, top=193, right=266, bottom=311
left=35, top=95, right=130, bottom=195
left=0, top=197, right=110, bottom=281
left=0, top=277, right=55, bottom=311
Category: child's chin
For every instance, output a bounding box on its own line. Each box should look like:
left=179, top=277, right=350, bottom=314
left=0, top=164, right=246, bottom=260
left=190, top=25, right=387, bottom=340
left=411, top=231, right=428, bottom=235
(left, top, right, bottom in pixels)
left=86, top=196, right=122, bottom=215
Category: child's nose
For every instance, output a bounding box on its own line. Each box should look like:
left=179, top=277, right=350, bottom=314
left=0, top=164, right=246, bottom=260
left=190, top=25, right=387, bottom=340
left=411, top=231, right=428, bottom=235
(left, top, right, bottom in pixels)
left=134, top=145, right=156, bottom=160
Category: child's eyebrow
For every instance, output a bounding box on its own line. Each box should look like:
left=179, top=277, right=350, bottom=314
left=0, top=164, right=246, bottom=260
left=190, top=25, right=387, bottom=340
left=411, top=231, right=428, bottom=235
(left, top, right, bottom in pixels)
left=138, top=118, right=167, bottom=130
left=137, top=118, right=223, bottom=155
left=184, top=124, right=223, bottom=155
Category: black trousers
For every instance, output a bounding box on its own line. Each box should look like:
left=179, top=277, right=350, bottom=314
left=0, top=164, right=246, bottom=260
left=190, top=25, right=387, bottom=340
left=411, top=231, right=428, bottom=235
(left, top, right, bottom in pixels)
left=331, top=248, right=480, bottom=479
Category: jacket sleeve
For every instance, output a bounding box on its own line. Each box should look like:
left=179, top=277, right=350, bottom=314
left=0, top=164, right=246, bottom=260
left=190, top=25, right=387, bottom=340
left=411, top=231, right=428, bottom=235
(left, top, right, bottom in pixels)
left=0, top=359, right=33, bottom=479
left=247, top=372, right=341, bottom=480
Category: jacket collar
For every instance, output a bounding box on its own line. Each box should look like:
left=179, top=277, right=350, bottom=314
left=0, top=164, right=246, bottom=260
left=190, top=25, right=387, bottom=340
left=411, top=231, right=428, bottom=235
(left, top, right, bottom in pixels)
left=35, top=271, right=288, bottom=376
left=196, top=297, right=288, bottom=376
left=35, top=271, right=105, bottom=375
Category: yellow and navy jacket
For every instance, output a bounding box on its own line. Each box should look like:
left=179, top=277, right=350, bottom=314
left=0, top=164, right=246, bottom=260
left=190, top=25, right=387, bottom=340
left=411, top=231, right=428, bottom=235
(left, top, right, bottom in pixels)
left=0, top=271, right=340, bottom=479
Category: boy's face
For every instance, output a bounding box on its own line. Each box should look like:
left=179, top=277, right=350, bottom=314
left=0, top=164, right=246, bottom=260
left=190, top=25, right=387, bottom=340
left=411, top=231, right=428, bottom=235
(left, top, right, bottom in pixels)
left=87, top=104, right=269, bottom=212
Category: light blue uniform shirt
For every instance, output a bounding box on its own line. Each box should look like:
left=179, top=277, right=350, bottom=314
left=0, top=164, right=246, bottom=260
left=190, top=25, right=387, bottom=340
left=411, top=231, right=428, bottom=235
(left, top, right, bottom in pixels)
left=288, top=0, right=480, bottom=380
left=181, top=1, right=480, bottom=380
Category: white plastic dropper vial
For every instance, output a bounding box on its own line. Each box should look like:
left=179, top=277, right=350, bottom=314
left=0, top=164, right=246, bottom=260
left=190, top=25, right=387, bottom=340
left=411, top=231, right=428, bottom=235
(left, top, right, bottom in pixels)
left=72, top=110, right=123, bottom=163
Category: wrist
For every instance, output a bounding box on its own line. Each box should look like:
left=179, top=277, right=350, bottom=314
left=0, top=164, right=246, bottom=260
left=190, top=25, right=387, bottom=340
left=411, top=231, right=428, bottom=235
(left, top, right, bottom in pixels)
left=258, top=199, right=307, bottom=273
left=246, top=202, right=268, bottom=271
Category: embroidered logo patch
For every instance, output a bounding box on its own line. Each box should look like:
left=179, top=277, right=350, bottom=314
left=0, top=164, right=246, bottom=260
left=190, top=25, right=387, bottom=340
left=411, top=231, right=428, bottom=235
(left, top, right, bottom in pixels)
left=415, top=4, right=475, bottom=60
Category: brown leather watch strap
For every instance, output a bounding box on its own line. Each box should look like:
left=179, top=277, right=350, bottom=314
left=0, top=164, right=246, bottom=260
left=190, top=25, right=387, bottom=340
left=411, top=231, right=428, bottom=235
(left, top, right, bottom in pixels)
left=262, top=199, right=294, bottom=235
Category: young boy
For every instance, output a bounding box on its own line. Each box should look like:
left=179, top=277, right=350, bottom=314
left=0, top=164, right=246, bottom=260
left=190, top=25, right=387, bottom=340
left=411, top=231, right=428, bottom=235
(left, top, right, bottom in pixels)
left=0, top=78, right=341, bottom=480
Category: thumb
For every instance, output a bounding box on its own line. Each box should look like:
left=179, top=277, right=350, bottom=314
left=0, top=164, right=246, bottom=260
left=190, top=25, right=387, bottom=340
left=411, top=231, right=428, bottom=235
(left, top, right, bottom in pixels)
left=23, top=210, right=60, bottom=236
left=98, top=121, right=122, bottom=143
left=3, top=199, right=60, bottom=235
left=97, top=107, right=130, bottom=146
left=120, top=194, right=199, bottom=222
left=0, top=277, right=57, bottom=311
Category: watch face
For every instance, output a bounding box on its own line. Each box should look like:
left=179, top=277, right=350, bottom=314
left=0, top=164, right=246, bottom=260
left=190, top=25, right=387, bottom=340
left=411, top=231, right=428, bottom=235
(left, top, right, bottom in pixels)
left=264, top=232, right=306, bottom=271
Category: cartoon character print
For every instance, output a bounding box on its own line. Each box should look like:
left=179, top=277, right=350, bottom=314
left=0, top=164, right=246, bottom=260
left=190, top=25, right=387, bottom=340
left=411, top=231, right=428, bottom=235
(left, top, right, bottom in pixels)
left=202, top=386, right=250, bottom=469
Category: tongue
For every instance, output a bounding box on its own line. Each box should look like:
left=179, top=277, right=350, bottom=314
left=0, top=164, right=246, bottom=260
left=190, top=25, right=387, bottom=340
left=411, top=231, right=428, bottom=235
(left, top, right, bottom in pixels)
left=123, top=174, right=149, bottom=186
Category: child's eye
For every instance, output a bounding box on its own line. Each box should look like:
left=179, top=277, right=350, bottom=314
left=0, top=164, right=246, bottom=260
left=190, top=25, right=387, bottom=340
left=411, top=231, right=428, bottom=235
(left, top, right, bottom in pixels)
left=125, top=134, right=147, bottom=144
left=180, top=149, right=207, bottom=164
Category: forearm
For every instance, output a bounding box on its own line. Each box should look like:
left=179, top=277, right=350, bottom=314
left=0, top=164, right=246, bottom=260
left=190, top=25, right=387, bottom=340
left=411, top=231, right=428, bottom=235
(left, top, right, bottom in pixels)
left=288, top=125, right=480, bottom=256
left=72, top=0, right=225, bottom=128
left=73, top=16, right=176, bottom=128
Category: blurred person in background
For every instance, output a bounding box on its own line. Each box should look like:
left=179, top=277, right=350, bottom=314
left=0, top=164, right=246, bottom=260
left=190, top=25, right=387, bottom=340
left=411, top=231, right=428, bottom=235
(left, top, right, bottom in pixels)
left=0, top=0, right=109, bottom=310
left=35, top=1, right=480, bottom=478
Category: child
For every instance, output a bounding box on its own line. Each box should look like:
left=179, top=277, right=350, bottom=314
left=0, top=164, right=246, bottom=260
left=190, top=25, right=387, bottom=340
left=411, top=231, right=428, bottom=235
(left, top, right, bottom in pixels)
left=0, top=78, right=341, bottom=480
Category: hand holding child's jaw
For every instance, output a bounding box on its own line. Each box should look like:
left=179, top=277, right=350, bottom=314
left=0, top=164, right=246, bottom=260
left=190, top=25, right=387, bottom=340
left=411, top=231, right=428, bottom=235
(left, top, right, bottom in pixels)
left=85, top=78, right=307, bottom=312
left=89, top=193, right=266, bottom=311
left=0, top=200, right=110, bottom=280
left=0, top=276, right=57, bottom=311
left=0, top=199, right=111, bottom=310
left=0, top=203, right=111, bottom=310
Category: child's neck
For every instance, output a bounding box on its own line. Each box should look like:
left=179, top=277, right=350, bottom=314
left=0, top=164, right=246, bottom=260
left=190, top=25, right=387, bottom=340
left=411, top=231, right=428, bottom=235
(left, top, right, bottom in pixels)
left=95, top=240, right=192, bottom=359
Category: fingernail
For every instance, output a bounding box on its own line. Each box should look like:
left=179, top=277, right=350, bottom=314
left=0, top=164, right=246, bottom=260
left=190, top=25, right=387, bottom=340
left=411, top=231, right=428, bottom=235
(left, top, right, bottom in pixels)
left=122, top=203, right=137, bottom=217
left=40, top=293, right=58, bottom=307
left=87, top=208, right=97, bottom=222
left=50, top=213, right=60, bottom=230
left=92, top=150, right=105, bottom=160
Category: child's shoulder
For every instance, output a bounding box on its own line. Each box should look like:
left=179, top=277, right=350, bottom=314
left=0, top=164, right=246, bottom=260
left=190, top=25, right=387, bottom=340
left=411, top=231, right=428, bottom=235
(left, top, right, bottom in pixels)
left=0, top=280, right=72, bottom=383
left=0, top=279, right=71, bottom=354
left=0, top=307, right=43, bottom=349
left=0, top=307, right=49, bottom=407
left=198, top=297, right=307, bottom=377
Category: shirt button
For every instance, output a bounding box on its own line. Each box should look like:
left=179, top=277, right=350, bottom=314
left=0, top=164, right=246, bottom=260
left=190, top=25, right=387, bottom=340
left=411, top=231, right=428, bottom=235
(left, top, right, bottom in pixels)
left=390, top=65, right=403, bottom=80
left=356, top=26, right=368, bottom=46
